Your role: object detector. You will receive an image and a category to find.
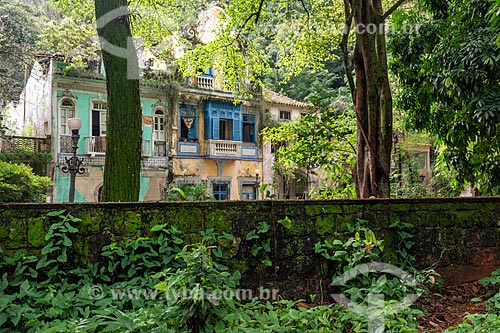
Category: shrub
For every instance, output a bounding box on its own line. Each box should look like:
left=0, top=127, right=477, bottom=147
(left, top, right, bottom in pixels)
left=0, top=160, right=51, bottom=202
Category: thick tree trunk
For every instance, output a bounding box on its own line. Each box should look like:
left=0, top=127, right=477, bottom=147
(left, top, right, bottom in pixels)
left=349, top=0, right=393, bottom=198
left=95, top=0, right=142, bottom=202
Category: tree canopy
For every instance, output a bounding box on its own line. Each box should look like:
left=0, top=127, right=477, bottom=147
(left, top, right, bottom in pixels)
left=0, top=0, right=39, bottom=103
left=390, top=0, right=500, bottom=193
left=263, top=107, right=357, bottom=199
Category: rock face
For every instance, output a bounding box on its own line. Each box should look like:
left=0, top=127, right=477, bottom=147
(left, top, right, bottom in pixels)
left=1, top=197, right=500, bottom=298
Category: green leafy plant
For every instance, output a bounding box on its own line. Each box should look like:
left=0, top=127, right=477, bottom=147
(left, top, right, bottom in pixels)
left=0, top=212, right=433, bottom=332
left=164, top=183, right=215, bottom=201
left=0, top=160, right=52, bottom=202
left=315, top=219, right=384, bottom=272
left=154, top=243, right=241, bottom=333
left=245, top=217, right=292, bottom=268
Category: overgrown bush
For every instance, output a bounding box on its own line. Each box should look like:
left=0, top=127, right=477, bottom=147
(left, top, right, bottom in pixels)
left=0, top=211, right=437, bottom=332
left=164, top=183, right=214, bottom=201
left=0, top=160, right=51, bottom=202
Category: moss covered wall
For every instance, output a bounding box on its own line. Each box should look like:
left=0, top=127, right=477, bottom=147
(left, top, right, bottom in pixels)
left=1, top=198, right=500, bottom=297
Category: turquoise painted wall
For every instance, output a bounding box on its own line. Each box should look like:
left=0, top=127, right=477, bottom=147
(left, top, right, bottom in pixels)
left=54, top=172, right=86, bottom=203
left=55, top=89, right=166, bottom=203
left=56, top=90, right=103, bottom=154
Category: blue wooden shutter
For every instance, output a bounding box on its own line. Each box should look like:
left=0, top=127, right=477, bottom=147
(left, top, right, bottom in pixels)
left=188, top=117, right=196, bottom=139
left=232, top=104, right=242, bottom=141
left=233, top=115, right=241, bottom=141
left=204, top=103, right=211, bottom=140
left=212, top=117, right=220, bottom=139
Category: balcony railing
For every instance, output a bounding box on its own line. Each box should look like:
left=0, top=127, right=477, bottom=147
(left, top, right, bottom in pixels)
left=85, top=136, right=106, bottom=154
left=2, top=136, right=50, bottom=153
left=142, top=157, right=168, bottom=169
left=206, top=140, right=258, bottom=158
left=196, top=76, right=214, bottom=89
left=153, top=141, right=167, bottom=157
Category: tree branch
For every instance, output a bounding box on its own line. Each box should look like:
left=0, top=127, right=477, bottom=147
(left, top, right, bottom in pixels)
left=341, top=0, right=355, bottom=101
left=221, top=0, right=266, bottom=49
left=298, top=0, right=311, bottom=24
left=381, top=0, right=407, bottom=22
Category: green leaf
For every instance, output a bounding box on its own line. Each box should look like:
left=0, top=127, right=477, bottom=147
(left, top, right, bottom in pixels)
left=47, top=210, right=66, bottom=217
left=246, top=230, right=259, bottom=240
left=151, top=224, right=167, bottom=232
left=278, top=216, right=292, bottom=229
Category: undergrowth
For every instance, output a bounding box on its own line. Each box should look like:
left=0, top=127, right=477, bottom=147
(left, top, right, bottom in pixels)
left=0, top=211, right=438, bottom=332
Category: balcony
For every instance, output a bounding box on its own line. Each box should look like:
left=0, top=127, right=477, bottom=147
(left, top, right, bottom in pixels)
left=59, top=135, right=73, bottom=153
left=206, top=140, right=258, bottom=159
left=153, top=141, right=167, bottom=156
left=196, top=76, right=214, bottom=89
left=85, top=136, right=106, bottom=155
left=141, top=157, right=168, bottom=169
left=1, top=136, right=50, bottom=153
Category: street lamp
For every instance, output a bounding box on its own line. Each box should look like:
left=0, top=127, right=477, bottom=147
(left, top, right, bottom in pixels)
left=62, top=117, right=85, bottom=202
left=255, top=169, right=260, bottom=200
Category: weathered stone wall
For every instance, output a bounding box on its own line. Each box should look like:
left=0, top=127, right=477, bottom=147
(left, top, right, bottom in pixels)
left=1, top=198, right=500, bottom=297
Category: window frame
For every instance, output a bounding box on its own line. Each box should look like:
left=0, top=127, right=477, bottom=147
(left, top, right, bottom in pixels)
left=59, top=98, right=76, bottom=135
left=212, top=183, right=230, bottom=200
left=242, top=113, right=256, bottom=143
left=279, top=110, right=291, bottom=121
left=91, top=101, right=107, bottom=137
left=180, top=106, right=197, bottom=140
left=241, top=184, right=257, bottom=200
left=153, top=108, right=166, bottom=142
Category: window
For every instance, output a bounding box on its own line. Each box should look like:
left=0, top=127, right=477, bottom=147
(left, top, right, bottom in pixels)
left=219, top=119, right=233, bottom=140
left=212, top=183, right=229, bottom=200
left=60, top=99, right=76, bottom=135
left=279, top=110, right=291, bottom=120
left=154, top=109, right=166, bottom=141
left=204, top=100, right=241, bottom=141
left=241, top=184, right=256, bottom=200
left=242, top=114, right=256, bottom=143
left=92, top=102, right=107, bottom=137
left=202, top=68, right=214, bottom=77
left=180, top=107, right=197, bottom=139
left=153, top=109, right=167, bottom=156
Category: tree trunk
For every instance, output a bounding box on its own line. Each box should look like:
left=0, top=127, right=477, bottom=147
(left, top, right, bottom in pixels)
left=95, top=0, right=142, bottom=202
left=348, top=0, right=393, bottom=198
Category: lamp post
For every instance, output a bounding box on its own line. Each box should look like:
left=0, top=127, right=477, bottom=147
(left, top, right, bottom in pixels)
left=62, top=118, right=85, bottom=202
left=255, top=169, right=260, bottom=200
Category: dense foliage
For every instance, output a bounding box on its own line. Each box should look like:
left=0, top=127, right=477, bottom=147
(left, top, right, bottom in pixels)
left=164, top=183, right=215, bottom=201
left=0, top=0, right=39, bottom=103
left=0, top=161, right=51, bottom=202
left=0, top=210, right=435, bottom=332
left=390, top=0, right=500, bottom=194
left=262, top=107, right=357, bottom=199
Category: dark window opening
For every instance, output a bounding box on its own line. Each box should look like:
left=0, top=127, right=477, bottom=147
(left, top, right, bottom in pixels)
left=213, top=183, right=229, bottom=200
left=241, top=184, right=256, bottom=200
left=279, top=110, right=291, bottom=120
left=242, top=114, right=256, bottom=143
left=180, top=107, right=197, bottom=139
left=219, top=119, right=233, bottom=140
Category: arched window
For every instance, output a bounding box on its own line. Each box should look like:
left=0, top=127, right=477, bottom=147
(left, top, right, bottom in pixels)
left=60, top=99, right=76, bottom=135
left=153, top=109, right=167, bottom=156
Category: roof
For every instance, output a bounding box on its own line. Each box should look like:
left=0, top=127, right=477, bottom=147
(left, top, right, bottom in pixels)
left=263, top=89, right=310, bottom=108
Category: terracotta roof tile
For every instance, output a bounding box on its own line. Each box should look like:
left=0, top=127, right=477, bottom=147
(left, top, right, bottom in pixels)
left=263, top=89, right=310, bottom=108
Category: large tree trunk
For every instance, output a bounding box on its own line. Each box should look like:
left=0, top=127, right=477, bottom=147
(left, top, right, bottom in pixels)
left=95, top=0, right=142, bottom=202
left=345, top=0, right=394, bottom=198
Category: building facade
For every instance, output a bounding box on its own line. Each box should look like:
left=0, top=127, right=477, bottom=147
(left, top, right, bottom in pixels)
left=262, top=90, right=326, bottom=199
left=7, top=55, right=263, bottom=202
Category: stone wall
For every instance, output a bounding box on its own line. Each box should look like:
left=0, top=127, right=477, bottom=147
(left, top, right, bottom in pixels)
left=1, top=198, right=500, bottom=297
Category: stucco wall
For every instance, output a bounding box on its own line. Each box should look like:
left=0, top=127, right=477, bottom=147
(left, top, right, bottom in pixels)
left=1, top=198, right=500, bottom=298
